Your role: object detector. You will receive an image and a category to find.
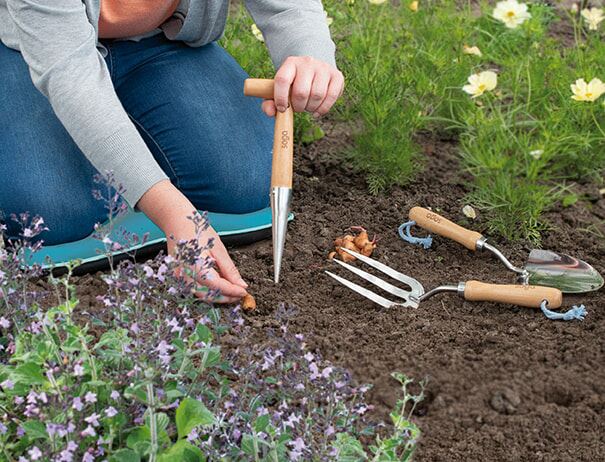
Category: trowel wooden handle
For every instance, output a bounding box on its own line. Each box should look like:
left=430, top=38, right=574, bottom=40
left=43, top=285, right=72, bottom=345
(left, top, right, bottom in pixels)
left=244, top=78, right=275, bottom=99
left=272, top=105, right=294, bottom=188
left=409, top=207, right=483, bottom=251
left=464, top=281, right=562, bottom=308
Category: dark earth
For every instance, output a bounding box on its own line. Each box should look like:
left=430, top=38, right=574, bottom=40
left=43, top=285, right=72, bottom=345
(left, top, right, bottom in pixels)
left=70, top=123, right=605, bottom=461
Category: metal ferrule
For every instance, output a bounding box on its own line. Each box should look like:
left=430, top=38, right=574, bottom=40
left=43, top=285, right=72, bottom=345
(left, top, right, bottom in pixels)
left=270, top=186, right=292, bottom=284
left=477, top=238, right=529, bottom=284
left=419, top=282, right=465, bottom=302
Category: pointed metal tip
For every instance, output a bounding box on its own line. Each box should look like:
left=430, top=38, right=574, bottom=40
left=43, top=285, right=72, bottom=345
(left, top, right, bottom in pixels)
left=271, top=187, right=292, bottom=284
left=274, top=264, right=281, bottom=284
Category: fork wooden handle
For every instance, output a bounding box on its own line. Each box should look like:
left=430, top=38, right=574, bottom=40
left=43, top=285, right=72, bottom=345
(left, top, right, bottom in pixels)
left=409, top=206, right=483, bottom=251
left=464, top=281, right=562, bottom=308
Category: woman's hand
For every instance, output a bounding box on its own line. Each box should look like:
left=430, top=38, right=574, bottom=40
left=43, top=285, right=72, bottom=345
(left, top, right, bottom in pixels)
left=137, top=180, right=248, bottom=303
left=262, top=56, right=344, bottom=118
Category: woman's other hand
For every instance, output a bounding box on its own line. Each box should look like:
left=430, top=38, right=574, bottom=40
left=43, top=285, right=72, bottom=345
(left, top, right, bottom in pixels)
left=262, top=56, right=344, bottom=118
left=137, top=180, right=248, bottom=303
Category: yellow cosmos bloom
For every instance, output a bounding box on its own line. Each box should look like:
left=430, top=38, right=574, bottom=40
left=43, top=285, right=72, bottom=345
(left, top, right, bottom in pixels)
left=462, top=205, right=477, bottom=219
left=368, top=0, right=387, bottom=5
left=409, top=1, right=419, bottom=12
left=570, top=78, right=605, bottom=102
left=463, top=45, right=482, bottom=57
left=581, top=7, right=604, bottom=31
left=493, top=0, right=531, bottom=29
left=462, top=71, right=498, bottom=98
left=250, top=24, right=264, bottom=42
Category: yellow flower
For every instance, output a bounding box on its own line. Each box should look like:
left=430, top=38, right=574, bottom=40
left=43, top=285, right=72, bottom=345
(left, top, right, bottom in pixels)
left=368, top=0, right=387, bottom=4
left=493, top=0, right=531, bottom=29
left=462, top=71, right=498, bottom=98
left=570, top=78, right=605, bottom=102
left=409, top=1, right=419, bottom=12
left=324, top=11, right=333, bottom=26
left=463, top=44, right=482, bottom=57
left=462, top=205, right=477, bottom=219
left=581, top=7, right=604, bottom=31
left=250, top=24, right=264, bottom=42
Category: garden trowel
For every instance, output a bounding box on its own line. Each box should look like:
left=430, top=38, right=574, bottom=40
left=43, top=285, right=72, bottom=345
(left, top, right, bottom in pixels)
left=403, top=207, right=603, bottom=294
left=244, top=78, right=293, bottom=283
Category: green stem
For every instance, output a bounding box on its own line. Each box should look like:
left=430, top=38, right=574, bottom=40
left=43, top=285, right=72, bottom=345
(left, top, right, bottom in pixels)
left=146, top=383, right=158, bottom=462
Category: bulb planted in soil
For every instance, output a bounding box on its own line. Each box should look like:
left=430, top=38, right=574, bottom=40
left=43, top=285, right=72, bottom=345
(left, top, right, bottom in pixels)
left=241, top=293, right=256, bottom=311
left=330, top=227, right=378, bottom=261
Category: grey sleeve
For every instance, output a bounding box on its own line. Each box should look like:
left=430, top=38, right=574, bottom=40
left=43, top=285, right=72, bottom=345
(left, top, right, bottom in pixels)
left=6, top=0, right=169, bottom=208
left=244, top=0, right=336, bottom=68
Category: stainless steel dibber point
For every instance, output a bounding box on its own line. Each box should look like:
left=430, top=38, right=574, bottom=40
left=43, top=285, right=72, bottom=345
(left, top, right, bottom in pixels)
left=271, top=186, right=292, bottom=284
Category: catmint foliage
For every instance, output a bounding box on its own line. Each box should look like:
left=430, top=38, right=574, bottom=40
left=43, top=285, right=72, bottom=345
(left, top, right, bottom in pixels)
left=0, top=174, right=421, bottom=461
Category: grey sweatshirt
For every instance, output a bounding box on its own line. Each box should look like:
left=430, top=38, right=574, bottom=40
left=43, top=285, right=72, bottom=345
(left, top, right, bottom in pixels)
left=0, top=0, right=336, bottom=207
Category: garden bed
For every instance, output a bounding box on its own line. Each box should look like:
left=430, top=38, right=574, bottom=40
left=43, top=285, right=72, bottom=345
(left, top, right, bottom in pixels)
left=71, top=124, right=605, bottom=461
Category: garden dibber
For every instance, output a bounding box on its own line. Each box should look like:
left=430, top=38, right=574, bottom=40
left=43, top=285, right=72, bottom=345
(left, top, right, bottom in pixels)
left=244, top=78, right=293, bottom=283
left=326, top=247, right=587, bottom=321
left=399, top=207, right=603, bottom=294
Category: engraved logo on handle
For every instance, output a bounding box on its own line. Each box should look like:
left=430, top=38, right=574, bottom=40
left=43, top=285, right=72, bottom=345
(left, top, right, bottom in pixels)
left=280, top=130, right=290, bottom=150
left=426, top=212, right=441, bottom=223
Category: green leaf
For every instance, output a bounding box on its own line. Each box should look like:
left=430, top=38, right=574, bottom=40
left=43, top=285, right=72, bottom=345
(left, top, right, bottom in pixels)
left=126, top=426, right=150, bottom=455
left=195, top=324, right=212, bottom=343
left=300, top=123, right=325, bottom=145
left=165, top=381, right=186, bottom=401
left=146, top=412, right=170, bottom=434
left=175, top=398, right=215, bottom=440
left=333, top=433, right=367, bottom=462
left=562, top=193, right=578, bottom=207
left=158, top=440, right=205, bottom=462
left=21, top=421, right=48, bottom=440
left=109, top=448, right=141, bottom=462
left=254, top=414, right=270, bottom=434
left=13, top=362, right=46, bottom=385
left=240, top=434, right=256, bottom=457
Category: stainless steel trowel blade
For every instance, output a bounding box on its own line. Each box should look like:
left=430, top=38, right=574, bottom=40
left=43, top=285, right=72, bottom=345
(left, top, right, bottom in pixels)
left=526, top=249, right=604, bottom=294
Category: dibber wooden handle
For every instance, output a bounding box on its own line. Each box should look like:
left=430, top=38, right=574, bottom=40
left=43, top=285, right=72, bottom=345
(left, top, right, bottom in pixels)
left=409, top=206, right=483, bottom=251
left=464, top=281, right=562, bottom=308
left=272, top=105, right=294, bottom=188
left=244, top=78, right=275, bottom=99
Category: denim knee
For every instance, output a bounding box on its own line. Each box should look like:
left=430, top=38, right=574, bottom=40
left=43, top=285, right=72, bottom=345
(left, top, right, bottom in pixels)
left=180, top=113, right=274, bottom=215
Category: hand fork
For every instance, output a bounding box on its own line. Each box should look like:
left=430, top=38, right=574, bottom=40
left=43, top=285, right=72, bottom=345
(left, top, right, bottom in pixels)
left=326, top=247, right=563, bottom=310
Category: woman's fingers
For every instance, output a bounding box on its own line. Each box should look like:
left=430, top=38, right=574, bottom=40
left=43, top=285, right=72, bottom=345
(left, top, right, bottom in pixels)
left=197, top=267, right=247, bottom=299
left=305, top=70, right=330, bottom=115
left=211, top=240, right=248, bottom=289
left=273, top=57, right=344, bottom=116
left=274, top=59, right=297, bottom=112
left=313, top=70, right=345, bottom=117
left=290, top=63, right=314, bottom=113
left=262, top=99, right=276, bottom=117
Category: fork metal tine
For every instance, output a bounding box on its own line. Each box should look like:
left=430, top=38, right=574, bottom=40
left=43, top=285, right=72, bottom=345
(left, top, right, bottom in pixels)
left=339, top=247, right=425, bottom=297
left=325, top=271, right=395, bottom=308
left=332, top=258, right=413, bottom=301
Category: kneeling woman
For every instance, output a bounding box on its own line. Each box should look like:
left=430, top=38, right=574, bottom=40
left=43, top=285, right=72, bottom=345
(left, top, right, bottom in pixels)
left=0, top=0, right=343, bottom=301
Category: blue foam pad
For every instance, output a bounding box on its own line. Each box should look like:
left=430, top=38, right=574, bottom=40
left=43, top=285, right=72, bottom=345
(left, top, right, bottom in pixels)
left=28, top=207, right=292, bottom=269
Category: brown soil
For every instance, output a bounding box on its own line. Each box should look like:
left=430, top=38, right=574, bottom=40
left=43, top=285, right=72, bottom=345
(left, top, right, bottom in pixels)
left=71, top=124, right=605, bottom=461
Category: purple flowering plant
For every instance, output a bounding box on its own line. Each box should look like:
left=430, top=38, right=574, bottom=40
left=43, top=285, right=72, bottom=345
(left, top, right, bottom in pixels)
left=0, top=175, right=422, bottom=461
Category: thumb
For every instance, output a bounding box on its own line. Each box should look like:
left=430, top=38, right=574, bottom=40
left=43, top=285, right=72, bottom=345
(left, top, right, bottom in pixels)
left=262, top=99, right=276, bottom=117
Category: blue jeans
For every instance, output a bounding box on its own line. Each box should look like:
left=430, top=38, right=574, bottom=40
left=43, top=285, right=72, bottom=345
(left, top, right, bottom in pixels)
left=0, top=34, right=273, bottom=245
